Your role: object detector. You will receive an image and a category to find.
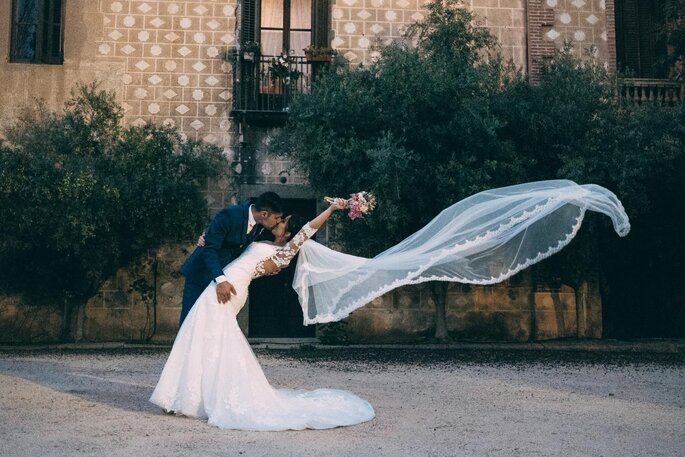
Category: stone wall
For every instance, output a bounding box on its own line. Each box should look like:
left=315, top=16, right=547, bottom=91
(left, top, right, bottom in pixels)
left=0, top=244, right=190, bottom=344
left=344, top=269, right=602, bottom=342
left=0, top=0, right=611, bottom=343
left=0, top=296, right=63, bottom=344
left=79, top=244, right=190, bottom=342
left=0, top=261, right=601, bottom=344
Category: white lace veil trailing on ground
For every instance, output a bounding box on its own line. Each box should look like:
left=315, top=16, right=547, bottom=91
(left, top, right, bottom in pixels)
left=293, top=180, right=630, bottom=325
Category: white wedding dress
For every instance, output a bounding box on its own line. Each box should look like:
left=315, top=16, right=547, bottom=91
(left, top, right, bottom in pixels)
left=149, top=224, right=375, bottom=431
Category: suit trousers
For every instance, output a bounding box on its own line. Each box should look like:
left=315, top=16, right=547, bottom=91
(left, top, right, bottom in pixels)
left=179, top=278, right=208, bottom=326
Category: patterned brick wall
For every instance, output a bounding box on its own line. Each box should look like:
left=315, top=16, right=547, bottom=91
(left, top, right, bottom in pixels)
left=330, top=0, right=527, bottom=68
left=330, top=0, right=427, bottom=64
left=470, top=0, right=527, bottom=71
left=526, top=0, right=557, bottom=82
left=527, top=0, right=616, bottom=81
left=95, top=0, right=238, bottom=151
left=330, top=0, right=614, bottom=77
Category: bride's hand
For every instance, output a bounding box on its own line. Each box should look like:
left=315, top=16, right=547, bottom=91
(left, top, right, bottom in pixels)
left=330, top=197, right=348, bottom=210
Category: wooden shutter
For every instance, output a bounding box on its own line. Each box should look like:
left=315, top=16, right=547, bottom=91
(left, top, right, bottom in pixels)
left=616, top=0, right=667, bottom=77
left=616, top=0, right=641, bottom=74
left=311, top=0, right=330, bottom=47
left=241, top=0, right=258, bottom=44
left=10, top=0, right=37, bottom=62
left=41, top=0, right=63, bottom=64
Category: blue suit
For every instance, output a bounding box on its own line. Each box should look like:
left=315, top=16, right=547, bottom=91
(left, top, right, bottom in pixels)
left=179, top=203, right=260, bottom=325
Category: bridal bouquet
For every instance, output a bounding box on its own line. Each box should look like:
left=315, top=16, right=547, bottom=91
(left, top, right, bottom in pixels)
left=348, top=191, right=376, bottom=220
left=326, top=192, right=376, bottom=220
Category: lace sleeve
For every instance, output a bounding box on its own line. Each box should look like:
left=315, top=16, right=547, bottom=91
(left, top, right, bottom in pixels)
left=253, top=223, right=318, bottom=278
left=270, top=222, right=318, bottom=269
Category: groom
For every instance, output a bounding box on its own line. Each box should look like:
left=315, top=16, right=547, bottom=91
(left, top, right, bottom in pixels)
left=178, top=192, right=284, bottom=325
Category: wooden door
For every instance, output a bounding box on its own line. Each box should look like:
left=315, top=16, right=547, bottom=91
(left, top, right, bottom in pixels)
left=248, top=198, right=317, bottom=337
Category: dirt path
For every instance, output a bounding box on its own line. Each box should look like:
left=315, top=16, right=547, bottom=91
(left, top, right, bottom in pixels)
left=1, top=348, right=683, bottom=457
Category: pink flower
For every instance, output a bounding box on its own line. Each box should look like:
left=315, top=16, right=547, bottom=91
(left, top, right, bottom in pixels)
left=347, top=192, right=375, bottom=220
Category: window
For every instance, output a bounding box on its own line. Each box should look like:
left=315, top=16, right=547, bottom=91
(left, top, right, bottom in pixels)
left=10, top=0, right=64, bottom=64
left=240, top=0, right=330, bottom=54
left=260, top=0, right=311, bottom=57
left=615, top=0, right=668, bottom=78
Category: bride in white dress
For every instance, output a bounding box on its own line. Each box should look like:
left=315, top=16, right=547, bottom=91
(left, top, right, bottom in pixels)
left=151, top=180, right=631, bottom=431
left=150, top=198, right=375, bottom=431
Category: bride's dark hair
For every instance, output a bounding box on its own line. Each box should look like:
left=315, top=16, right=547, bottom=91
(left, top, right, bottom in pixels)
left=284, top=213, right=308, bottom=240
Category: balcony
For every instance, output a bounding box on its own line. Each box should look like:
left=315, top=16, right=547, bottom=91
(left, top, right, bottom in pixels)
left=618, top=78, right=685, bottom=105
left=232, top=54, right=325, bottom=123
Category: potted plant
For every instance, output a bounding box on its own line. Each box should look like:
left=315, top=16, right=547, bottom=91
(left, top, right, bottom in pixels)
left=303, top=45, right=337, bottom=62
left=266, top=53, right=302, bottom=94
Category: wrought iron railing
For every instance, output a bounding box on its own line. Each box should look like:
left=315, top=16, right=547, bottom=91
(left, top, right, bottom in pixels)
left=233, top=54, right=315, bottom=116
left=618, top=78, right=684, bottom=104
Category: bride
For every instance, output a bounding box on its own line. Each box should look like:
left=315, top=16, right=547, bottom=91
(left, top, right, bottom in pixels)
left=149, top=198, right=375, bottom=431
left=151, top=180, right=630, bottom=431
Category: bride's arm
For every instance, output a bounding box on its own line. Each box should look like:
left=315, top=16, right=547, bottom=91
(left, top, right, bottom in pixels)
left=307, top=201, right=342, bottom=230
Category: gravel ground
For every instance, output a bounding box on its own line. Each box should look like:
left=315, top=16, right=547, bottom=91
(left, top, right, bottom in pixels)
left=0, top=347, right=683, bottom=457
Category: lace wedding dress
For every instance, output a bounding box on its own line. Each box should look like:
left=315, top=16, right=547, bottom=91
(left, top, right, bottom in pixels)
left=149, top=224, right=375, bottom=431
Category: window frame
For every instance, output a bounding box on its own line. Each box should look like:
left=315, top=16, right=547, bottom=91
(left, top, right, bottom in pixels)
left=240, top=0, right=330, bottom=53
left=258, top=0, right=313, bottom=57
left=9, top=0, right=65, bottom=65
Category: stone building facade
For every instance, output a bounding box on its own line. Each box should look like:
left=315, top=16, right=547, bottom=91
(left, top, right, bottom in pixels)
left=0, top=0, right=643, bottom=343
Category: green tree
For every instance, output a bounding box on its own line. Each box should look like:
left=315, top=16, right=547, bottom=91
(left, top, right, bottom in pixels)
left=0, top=82, right=227, bottom=341
left=275, top=0, right=525, bottom=340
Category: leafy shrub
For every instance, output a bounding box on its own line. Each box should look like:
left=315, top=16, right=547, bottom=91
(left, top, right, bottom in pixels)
left=0, top=82, right=227, bottom=339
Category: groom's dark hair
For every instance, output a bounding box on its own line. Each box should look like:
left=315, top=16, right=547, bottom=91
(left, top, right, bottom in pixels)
left=253, top=192, right=283, bottom=214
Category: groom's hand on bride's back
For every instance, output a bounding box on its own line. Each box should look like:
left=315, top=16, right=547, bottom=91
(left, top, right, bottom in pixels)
left=197, top=232, right=206, bottom=247
left=216, top=281, right=236, bottom=303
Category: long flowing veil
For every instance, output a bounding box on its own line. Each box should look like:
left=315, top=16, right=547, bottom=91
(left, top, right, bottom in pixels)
left=293, top=180, right=630, bottom=325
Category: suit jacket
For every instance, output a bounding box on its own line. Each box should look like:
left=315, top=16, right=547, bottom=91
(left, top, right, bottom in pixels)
left=180, top=203, right=258, bottom=287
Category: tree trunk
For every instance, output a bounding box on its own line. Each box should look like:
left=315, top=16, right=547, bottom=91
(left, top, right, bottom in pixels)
left=60, top=297, right=72, bottom=342
left=430, top=281, right=449, bottom=341
left=575, top=278, right=588, bottom=338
